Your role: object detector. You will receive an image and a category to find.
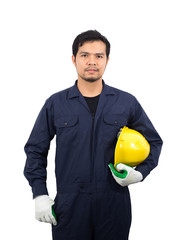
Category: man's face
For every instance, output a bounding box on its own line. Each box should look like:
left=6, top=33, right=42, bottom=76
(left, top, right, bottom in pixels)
left=72, top=40, right=109, bottom=83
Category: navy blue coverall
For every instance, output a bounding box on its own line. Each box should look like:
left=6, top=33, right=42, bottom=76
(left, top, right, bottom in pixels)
left=24, top=81, right=163, bottom=240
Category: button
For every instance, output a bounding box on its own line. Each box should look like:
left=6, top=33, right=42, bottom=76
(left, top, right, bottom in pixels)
left=79, top=185, right=84, bottom=192
left=64, top=122, right=68, bottom=126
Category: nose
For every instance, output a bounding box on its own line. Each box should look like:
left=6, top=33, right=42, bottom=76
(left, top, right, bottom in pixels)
left=88, top=55, right=96, bottom=66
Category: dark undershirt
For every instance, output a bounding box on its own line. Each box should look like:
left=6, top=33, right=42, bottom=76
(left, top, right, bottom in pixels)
left=84, top=95, right=100, bottom=118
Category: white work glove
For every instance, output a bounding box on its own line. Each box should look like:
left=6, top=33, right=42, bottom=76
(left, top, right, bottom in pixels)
left=109, top=163, right=143, bottom=187
left=35, top=195, right=57, bottom=226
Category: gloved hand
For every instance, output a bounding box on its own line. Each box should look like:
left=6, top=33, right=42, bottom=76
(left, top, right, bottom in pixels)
left=108, top=163, right=143, bottom=187
left=35, top=195, right=57, bottom=226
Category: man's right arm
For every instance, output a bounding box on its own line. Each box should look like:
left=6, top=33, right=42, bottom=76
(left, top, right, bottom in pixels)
left=23, top=97, right=55, bottom=199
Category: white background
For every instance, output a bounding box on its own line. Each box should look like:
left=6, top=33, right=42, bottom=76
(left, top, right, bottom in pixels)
left=0, top=0, right=178, bottom=239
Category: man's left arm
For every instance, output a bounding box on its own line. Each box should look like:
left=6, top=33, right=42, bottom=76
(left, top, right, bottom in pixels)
left=128, top=97, right=163, bottom=180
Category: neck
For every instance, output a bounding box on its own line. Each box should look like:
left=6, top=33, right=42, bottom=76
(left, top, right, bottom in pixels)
left=77, top=79, right=103, bottom=97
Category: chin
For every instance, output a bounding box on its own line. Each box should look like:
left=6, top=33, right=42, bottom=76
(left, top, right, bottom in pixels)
left=83, top=77, right=101, bottom=83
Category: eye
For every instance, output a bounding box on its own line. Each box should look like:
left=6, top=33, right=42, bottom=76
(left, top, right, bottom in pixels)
left=81, top=54, right=87, bottom=58
left=97, top=55, right=103, bottom=59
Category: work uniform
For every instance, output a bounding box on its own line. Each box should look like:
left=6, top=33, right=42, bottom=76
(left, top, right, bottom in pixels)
left=24, top=81, right=163, bottom=240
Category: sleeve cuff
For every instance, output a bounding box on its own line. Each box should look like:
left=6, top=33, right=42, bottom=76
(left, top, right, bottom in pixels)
left=135, top=165, right=151, bottom=181
left=32, top=182, right=49, bottom=199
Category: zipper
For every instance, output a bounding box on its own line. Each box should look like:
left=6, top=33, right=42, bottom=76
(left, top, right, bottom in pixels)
left=90, top=113, right=95, bottom=183
left=83, top=95, right=100, bottom=183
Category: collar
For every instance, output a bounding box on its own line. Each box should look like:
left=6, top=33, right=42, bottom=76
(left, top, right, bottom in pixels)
left=68, top=80, right=115, bottom=99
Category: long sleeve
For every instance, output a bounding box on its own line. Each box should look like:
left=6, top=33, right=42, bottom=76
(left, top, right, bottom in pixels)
left=128, top=97, right=163, bottom=180
left=24, top=97, right=55, bottom=198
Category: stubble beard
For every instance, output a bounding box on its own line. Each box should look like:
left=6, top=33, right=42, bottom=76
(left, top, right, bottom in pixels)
left=78, top=72, right=102, bottom=83
left=81, top=76, right=101, bottom=83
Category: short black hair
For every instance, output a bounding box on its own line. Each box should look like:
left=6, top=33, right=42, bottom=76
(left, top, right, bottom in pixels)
left=72, top=30, right=110, bottom=59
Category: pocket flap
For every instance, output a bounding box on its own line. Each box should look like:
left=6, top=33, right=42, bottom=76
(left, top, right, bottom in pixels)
left=103, top=114, right=125, bottom=126
left=55, top=115, right=78, bottom=128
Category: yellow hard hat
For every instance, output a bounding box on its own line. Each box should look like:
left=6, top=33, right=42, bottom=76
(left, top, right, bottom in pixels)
left=114, top=126, right=150, bottom=167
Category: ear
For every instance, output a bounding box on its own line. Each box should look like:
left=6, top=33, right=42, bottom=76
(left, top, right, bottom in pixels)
left=72, top=55, right=76, bottom=66
left=106, top=56, right=110, bottom=65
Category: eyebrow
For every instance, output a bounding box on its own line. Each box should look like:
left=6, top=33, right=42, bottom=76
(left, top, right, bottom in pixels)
left=79, top=51, right=105, bottom=55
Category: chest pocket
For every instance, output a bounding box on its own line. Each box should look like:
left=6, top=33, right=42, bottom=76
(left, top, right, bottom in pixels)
left=103, top=114, right=128, bottom=145
left=54, top=115, right=79, bottom=147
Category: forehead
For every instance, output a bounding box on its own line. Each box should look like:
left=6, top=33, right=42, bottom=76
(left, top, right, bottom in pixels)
left=78, top=40, right=106, bottom=54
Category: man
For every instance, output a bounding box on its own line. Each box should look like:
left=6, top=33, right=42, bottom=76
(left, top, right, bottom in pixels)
left=24, top=30, right=163, bottom=240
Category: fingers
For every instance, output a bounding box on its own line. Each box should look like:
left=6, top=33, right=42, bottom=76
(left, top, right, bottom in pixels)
left=44, top=214, right=57, bottom=225
left=109, top=163, right=143, bottom=187
left=35, top=195, right=57, bottom=226
left=50, top=215, right=57, bottom=226
left=116, top=163, right=130, bottom=171
left=36, top=210, right=57, bottom=225
left=108, top=163, right=128, bottom=179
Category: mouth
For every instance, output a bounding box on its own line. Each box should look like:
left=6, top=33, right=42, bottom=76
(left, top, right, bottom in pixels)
left=85, top=68, right=99, bottom=73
